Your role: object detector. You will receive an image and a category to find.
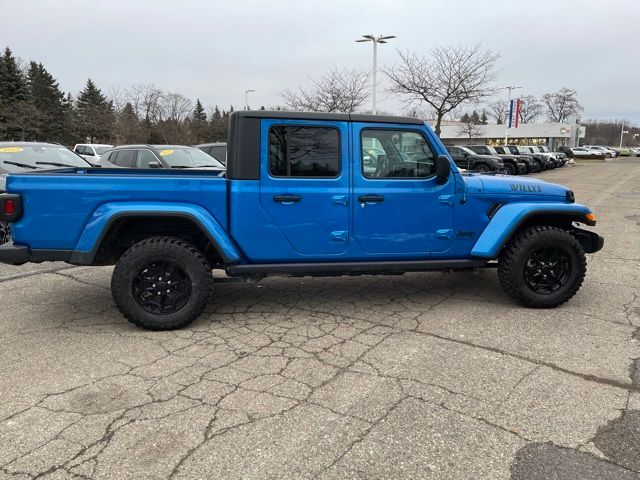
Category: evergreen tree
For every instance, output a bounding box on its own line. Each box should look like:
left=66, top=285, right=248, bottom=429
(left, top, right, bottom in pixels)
left=114, top=102, right=145, bottom=144
left=75, top=78, right=114, bottom=142
left=210, top=105, right=225, bottom=141
left=190, top=99, right=209, bottom=143
left=0, top=47, right=30, bottom=140
left=470, top=110, right=480, bottom=124
left=480, top=110, right=488, bottom=125
left=460, top=112, right=471, bottom=123
left=26, top=62, right=67, bottom=142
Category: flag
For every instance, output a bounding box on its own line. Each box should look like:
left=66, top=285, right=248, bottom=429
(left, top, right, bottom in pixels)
left=508, top=99, right=522, bottom=128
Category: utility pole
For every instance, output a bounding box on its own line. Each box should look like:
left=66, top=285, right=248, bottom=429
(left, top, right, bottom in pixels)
left=619, top=123, right=628, bottom=148
left=356, top=34, right=395, bottom=114
left=245, top=89, right=255, bottom=110
left=503, top=85, right=522, bottom=146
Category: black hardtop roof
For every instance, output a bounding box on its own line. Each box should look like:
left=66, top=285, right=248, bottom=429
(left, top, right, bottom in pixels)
left=234, top=110, right=423, bottom=125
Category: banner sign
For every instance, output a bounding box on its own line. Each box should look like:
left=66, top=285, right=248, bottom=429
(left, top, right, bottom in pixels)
left=508, top=99, right=521, bottom=128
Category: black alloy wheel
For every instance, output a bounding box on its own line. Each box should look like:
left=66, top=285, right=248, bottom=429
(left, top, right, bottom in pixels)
left=132, top=260, right=192, bottom=315
left=523, top=247, right=571, bottom=294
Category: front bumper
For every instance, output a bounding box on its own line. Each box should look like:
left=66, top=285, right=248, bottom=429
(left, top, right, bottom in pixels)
left=572, top=228, right=604, bottom=254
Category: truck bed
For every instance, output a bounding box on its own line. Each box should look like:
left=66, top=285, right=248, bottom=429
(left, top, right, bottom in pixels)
left=7, top=168, right=228, bottom=250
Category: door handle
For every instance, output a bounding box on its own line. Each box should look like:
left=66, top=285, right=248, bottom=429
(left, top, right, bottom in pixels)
left=273, top=194, right=301, bottom=203
left=358, top=194, right=384, bottom=203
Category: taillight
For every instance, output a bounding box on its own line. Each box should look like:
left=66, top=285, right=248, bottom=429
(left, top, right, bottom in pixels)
left=0, top=194, right=22, bottom=222
left=4, top=199, right=15, bottom=215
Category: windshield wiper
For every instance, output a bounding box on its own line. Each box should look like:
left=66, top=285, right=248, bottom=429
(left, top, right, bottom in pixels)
left=2, top=160, right=38, bottom=170
left=35, top=161, right=78, bottom=168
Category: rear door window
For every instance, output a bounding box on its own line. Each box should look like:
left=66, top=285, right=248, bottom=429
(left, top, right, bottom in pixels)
left=114, top=150, right=136, bottom=168
left=269, top=126, right=340, bottom=177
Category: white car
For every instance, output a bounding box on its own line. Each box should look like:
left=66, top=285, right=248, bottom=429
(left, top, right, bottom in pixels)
left=585, top=146, right=616, bottom=158
left=73, top=144, right=113, bottom=166
left=570, top=147, right=605, bottom=159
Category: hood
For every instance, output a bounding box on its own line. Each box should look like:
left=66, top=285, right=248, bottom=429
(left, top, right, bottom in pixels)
left=476, top=175, right=569, bottom=197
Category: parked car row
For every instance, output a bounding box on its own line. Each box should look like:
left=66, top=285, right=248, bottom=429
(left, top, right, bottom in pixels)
left=445, top=144, right=568, bottom=175
left=557, top=145, right=640, bottom=159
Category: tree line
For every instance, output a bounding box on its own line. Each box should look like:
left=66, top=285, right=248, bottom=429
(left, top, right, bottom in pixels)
left=0, top=47, right=245, bottom=145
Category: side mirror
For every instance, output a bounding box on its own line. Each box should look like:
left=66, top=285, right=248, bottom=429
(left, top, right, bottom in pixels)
left=436, top=155, right=451, bottom=184
left=148, top=161, right=161, bottom=169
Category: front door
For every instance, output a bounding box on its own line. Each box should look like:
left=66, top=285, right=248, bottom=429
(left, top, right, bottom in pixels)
left=352, top=123, right=455, bottom=255
left=259, top=119, right=350, bottom=256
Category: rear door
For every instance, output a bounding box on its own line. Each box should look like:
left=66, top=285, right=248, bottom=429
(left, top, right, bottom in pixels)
left=352, top=123, right=455, bottom=255
left=259, top=119, right=349, bottom=256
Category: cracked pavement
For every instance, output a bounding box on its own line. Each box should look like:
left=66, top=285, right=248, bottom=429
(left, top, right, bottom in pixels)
left=1, top=158, right=639, bottom=479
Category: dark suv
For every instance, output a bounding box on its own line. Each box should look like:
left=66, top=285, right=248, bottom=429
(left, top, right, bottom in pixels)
left=197, top=143, right=227, bottom=165
left=465, top=145, right=527, bottom=175
left=506, top=145, right=554, bottom=170
left=492, top=146, right=540, bottom=173
left=100, top=145, right=225, bottom=170
left=445, top=146, right=504, bottom=173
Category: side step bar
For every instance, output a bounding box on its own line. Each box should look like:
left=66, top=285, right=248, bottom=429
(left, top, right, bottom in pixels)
left=227, top=259, right=487, bottom=277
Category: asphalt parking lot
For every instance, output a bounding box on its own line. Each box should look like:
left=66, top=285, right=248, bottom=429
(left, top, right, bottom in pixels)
left=1, top=158, right=639, bottom=480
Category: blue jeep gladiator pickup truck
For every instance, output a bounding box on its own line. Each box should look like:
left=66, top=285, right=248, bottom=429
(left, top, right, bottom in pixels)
left=0, top=111, right=603, bottom=330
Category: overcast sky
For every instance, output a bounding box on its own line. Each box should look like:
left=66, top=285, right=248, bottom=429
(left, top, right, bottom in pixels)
left=3, top=0, right=640, bottom=123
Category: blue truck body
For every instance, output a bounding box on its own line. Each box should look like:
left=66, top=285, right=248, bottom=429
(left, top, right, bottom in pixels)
left=0, top=111, right=603, bottom=329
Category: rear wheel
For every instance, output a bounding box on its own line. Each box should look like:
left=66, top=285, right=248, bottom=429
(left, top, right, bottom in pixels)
left=474, top=163, right=490, bottom=173
left=498, top=226, right=586, bottom=308
left=111, top=237, right=213, bottom=330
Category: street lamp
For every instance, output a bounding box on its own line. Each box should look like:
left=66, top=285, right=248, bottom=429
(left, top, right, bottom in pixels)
left=500, top=85, right=522, bottom=145
left=619, top=124, right=628, bottom=148
left=245, top=89, right=255, bottom=110
left=356, top=34, right=396, bottom=114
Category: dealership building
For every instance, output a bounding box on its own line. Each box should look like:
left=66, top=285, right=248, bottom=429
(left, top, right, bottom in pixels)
left=430, top=118, right=586, bottom=150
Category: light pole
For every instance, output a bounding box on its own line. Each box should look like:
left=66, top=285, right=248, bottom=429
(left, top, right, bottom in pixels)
left=245, top=89, right=255, bottom=110
left=502, top=85, right=522, bottom=145
left=356, top=34, right=395, bottom=114
left=619, top=123, right=628, bottom=148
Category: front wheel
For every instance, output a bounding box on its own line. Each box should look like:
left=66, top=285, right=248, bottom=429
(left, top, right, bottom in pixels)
left=503, top=163, right=516, bottom=175
left=498, top=226, right=586, bottom=308
left=111, top=237, right=213, bottom=330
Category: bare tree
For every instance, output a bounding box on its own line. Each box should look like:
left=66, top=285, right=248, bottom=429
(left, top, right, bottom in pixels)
left=280, top=67, right=371, bottom=113
left=518, top=95, right=543, bottom=124
left=127, top=83, right=163, bottom=121
left=487, top=99, right=509, bottom=124
left=456, top=120, right=484, bottom=139
left=542, top=88, right=583, bottom=123
left=151, top=92, right=193, bottom=143
left=383, top=44, right=499, bottom=136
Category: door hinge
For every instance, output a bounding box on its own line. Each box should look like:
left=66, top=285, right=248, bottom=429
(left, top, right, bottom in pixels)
left=436, top=229, right=453, bottom=239
left=330, top=231, right=347, bottom=242
left=438, top=195, right=454, bottom=206
left=332, top=195, right=348, bottom=206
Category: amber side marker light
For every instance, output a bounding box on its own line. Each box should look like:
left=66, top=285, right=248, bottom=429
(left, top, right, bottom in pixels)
left=585, top=213, right=597, bottom=223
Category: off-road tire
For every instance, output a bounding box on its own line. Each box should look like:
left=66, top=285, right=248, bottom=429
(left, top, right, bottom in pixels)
left=498, top=226, right=586, bottom=308
left=503, top=162, right=516, bottom=175
left=111, top=236, right=213, bottom=330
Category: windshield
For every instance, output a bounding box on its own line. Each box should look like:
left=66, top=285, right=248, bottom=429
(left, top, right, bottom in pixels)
left=157, top=148, right=225, bottom=169
left=0, top=145, right=90, bottom=173
left=484, top=146, right=499, bottom=155
left=458, top=146, right=476, bottom=156
left=94, top=146, right=110, bottom=155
